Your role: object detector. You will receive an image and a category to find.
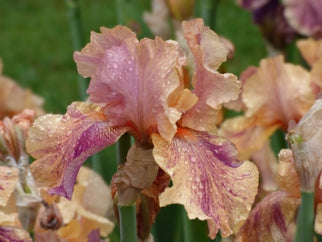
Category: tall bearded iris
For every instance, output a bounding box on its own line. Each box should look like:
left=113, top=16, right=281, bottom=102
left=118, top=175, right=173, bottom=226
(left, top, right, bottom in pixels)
left=26, top=19, right=258, bottom=238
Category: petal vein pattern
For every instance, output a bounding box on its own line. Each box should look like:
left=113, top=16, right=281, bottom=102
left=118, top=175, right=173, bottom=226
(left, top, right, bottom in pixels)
left=26, top=102, right=129, bottom=199
left=76, top=28, right=185, bottom=143
left=152, top=128, right=259, bottom=238
left=180, top=19, right=241, bottom=132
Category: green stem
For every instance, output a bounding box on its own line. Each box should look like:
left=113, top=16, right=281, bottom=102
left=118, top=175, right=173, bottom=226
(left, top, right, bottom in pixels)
left=116, top=133, right=132, bottom=164
left=295, top=191, right=315, bottom=242
left=181, top=206, right=193, bottom=242
left=65, top=0, right=87, bottom=100
left=118, top=204, right=138, bottom=242
left=65, top=0, right=103, bottom=173
left=198, top=0, right=220, bottom=30
left=115, top=0, right=125, bottom=25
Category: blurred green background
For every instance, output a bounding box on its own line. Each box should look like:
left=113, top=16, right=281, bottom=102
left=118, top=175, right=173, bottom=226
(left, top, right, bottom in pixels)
left=0, top=0, right=267, bottom=241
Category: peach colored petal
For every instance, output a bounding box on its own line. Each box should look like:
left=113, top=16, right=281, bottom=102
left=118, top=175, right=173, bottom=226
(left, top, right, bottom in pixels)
left=224, top=66, right=257, bottom=112
left=0, top=69, right=44, bottom=119
left=182, top=18, right=228, bottom=70
left=283, top=0, right=322, bottom=37
left=180, top=19, right=241, bottom=132
left=310, top=58, right=322, bottom=95
left=86, top=35, right=184, bottom=143
left=242, top=55, right=314, bottom=129
left=76, top=166, right=113, bottom=218
left=152, top=128, right=259, bottom=238
left=219, top=116, right=279, bottom=160
left=277, top=149, right=301, bottom=198
left=0, top=226, right=32, bottom=242
left=26, top=102, right=129, bottom=199
left=73, top=25, right=137, bottom=77
left=315, top=203, right=322, bottom=235
left=297, top=38, right=322, bottom=67
left=251, top=141, right=278, bottom=194
left=235, top=191, right=300, bottom=242
left=0, top=167, right=19, bottom=207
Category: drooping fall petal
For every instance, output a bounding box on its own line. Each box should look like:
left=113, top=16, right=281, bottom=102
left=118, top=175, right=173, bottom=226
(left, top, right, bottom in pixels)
left=180, top=19, right=241, bottom=132
left=26, top=102, right=129, bottom=199
left=219, top=115, right=279, bottom=160
left=152, top=128, right=259, bottom=238
left=235, top=191, right=300, bottom=242
left=75, top=26, right=186, bottom=143
left=0, top=226, right=32, bottom=242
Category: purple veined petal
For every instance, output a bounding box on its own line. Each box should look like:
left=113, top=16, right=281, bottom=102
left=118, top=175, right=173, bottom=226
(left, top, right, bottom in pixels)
left=26, top=102, right=129, bottom=199
left=180, top=19, right=241, bottom=132
left=236, top=191, right=300, bottom=241
left=152, top=128, right=259, bottom=238
left=0, top=226, right=32, bottom=242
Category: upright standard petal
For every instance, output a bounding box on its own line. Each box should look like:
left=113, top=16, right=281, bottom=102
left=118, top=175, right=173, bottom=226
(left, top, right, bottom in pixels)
left=26, top=102, right=129, bottom=199
left=152, top=128, right=259, bottom=238
left=242, top=55, right=314, bottom=129
left=86, top=35, right=184, bottom=143
left=73, top=25, right=137, bottom=77
left=180, top=19, right=241, bottom=132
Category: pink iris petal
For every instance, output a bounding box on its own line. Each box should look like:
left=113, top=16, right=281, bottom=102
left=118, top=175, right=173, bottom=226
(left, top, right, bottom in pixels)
left=236, top=191, right=300, bottom=241
left=26, top=102, right=129, bottom=199
left=84, top=34, right=184, bottom=142
left=180, top=19, right=241, bottom=131
left=283, top=0, right=322, bottom=37
left=73, top=26, right=137, bottom=77
left=152, top=128, right=259, bottom=238
left=0, top=226, right=32, bottom=242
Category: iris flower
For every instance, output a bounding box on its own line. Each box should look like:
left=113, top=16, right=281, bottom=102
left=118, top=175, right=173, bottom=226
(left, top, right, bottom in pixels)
left=26, top=19, right=259, bottom=238
left=219, top=55, right=315, bottom=160
left=0, top=60, right=44, bottom=119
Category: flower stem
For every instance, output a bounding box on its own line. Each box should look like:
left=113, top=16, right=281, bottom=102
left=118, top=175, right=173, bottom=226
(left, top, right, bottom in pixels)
left=116, top=133, right=132, bottom=164
left=295, top=191, right=315, bottom=242
left=198, top=0, right=220, bottom=30
left=65, top=0, right=103, bottom=173
left=65, top=0, right=87, bottom=100
left=118, top=204, right=138, bottom=242
left=181, top=206, right=193, bottom=242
